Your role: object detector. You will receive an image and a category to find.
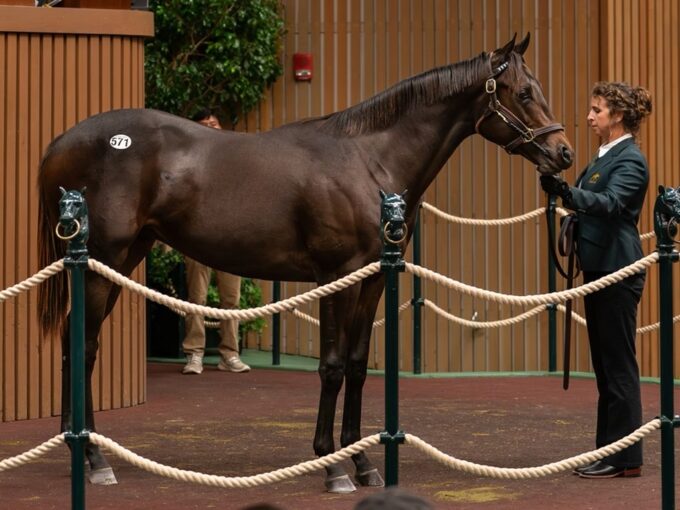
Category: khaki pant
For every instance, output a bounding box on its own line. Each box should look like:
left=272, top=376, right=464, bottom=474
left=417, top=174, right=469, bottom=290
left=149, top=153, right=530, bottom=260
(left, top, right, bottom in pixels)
left=182, top=256, right=240, bottom=359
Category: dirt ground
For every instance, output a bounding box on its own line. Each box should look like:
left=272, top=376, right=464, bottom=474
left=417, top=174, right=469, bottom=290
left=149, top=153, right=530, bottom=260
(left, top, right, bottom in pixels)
left=1, top=362, right=678, bottom=510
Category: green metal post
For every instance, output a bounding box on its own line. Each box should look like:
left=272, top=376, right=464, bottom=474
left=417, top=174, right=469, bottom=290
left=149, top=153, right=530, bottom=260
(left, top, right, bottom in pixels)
left=412, top=207, right=423, bottom=374
left=653, top=185, right=680, bottom=510
left=657, top=248, right=677, bottom=510
left=272, top=281, right=281, bottom=365
left=547, top=195, right=557, bottom=372
left=379, top=191, right=406, bottom=486
left=59, top=190, right=90, bottom=510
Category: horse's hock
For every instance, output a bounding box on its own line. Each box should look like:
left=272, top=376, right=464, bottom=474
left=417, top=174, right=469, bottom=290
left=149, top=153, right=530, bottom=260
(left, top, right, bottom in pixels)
left=0, top=4, right=154, bottom=423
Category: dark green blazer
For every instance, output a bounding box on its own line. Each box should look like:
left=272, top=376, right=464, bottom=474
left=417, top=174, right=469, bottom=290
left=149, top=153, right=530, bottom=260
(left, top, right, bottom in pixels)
left=566, top=137, right=649, bottom=272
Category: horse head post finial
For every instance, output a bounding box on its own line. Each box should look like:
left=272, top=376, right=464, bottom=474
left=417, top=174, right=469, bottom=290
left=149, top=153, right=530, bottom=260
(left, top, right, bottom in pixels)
left=654, top=185, right=680, bottom=250
left=379, top=191, right=408, bottom=268
left=56, top=188, right=90, bottom=264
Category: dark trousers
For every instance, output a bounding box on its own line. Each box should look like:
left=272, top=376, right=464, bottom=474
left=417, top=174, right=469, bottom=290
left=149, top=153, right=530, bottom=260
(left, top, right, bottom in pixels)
left=583, top=271, right=645, bottom=468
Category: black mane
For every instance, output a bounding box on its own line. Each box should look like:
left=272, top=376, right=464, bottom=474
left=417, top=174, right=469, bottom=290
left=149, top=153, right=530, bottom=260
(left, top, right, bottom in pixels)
left=322, top=52, right=490, bottom=136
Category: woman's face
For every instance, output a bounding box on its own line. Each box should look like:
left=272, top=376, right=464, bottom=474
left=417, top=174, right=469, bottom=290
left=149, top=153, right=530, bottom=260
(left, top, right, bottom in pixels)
left=587, top=95, right=622, bottom=142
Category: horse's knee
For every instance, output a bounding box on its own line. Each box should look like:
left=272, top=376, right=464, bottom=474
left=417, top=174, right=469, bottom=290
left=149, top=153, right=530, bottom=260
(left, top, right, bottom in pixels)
left=318, top=361, right=345, bottom=393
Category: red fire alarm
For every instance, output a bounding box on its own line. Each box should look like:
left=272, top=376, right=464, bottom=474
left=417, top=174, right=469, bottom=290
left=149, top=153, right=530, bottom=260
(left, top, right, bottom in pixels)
left=293, top=53, right=313, bottom=81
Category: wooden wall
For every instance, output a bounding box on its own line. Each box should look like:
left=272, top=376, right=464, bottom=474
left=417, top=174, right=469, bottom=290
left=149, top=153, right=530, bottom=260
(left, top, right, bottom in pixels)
left=0, top=5, right=153, bottom=422
left=600, top=0, right=680, bottom=378
left=243, top=0, right=680, bottom=378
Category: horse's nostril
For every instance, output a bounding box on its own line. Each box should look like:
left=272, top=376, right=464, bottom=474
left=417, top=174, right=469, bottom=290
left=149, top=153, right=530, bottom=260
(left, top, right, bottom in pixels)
left=559, top=144, right=573, bottom=165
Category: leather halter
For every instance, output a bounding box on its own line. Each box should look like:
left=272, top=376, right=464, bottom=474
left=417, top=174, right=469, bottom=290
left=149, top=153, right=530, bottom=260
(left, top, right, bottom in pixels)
left=475, top=57, right=565, bottom=157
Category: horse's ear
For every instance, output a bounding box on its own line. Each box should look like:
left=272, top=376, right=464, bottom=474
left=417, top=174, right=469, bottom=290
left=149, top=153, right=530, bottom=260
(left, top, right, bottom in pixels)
left=379, top=189, right=386, bottom=199
left=659, top=185, right=666, bottom=194
left=400, top=189, right=408, bottom=200
left=80, top=186, right=87, bottom=195
left=515, top=32, right=531, bottom=56
left=492, top=33, right=516, bottom=66
left=59, top=186, right=67, bottom=196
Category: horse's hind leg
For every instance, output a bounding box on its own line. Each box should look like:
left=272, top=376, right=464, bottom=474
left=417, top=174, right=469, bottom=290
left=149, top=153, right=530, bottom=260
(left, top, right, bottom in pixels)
left=60, top=236, right=154, bottom=485
left=340, top=275, right=385, bottom=487
left=60, top=271, right=118, bottom=484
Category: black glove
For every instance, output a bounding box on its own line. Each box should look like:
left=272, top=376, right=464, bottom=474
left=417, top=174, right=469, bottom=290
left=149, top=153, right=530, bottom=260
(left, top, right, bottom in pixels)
left=540, top=175, right=572, bottom=201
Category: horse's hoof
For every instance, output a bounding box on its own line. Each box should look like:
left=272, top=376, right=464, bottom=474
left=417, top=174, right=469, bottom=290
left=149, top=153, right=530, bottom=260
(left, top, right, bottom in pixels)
left=325, top=474, right=356, bottom=494
left=88, top=467, right=118, bottom=485
left=355, top=468, right=385, bottom=487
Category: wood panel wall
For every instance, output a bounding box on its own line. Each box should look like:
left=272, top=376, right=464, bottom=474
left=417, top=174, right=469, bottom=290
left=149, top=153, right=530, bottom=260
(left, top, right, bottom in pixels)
left=243, top=0, right=680, bottom=378
left=600, top=0, right=680, bottom=378
left=0, top=5, right=153, bottom=422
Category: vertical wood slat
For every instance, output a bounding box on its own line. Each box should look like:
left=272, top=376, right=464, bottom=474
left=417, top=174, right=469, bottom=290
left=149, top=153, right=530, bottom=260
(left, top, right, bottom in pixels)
left=4, top=33, right=19, bottom=421
left=1, top=9, right=150, bottom=422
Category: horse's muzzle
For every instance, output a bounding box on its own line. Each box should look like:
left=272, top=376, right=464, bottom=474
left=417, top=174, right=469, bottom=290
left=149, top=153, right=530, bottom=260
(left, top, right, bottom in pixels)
left=558, top=144, right=573, bottom=167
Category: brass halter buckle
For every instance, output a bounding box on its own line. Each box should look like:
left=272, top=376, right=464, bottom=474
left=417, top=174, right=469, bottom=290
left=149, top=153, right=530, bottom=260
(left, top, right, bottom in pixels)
left=485, top=78, right=497, bottom=94
left=521, top=127, right=535, bottom=142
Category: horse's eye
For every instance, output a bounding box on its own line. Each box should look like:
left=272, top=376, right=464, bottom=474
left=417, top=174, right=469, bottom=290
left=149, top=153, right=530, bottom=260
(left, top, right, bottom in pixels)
left=519, top=89, right=532, bottom=102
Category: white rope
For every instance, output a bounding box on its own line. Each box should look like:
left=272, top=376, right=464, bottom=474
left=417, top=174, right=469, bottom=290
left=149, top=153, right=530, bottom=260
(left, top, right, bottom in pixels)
left=423, top=300, right=547, bottom=328
left=406, top=418, right=660, bottom=479
left=2, top=419, right=658, bottom=483
left=291, top=301, right=411, bottom=328
left=422, top=300, right=679, bottom=336
left=636, top=313, right=680, bottom=335
left=0, top=261, right=65, bottom=303
left=0, top=435, right=65, bottom=471
left=88, top=432, right=381, bottom=488
left=406, top=252, right=658, bottom=306
left=88, top=258, right=381, bottom=321
left=421, top=202, right=548, bottom=226
left=4, top=256, right=671, bottom=338
left=421, top=202, right=654, bottom=239
left=371, top=301, right=412, bottom=327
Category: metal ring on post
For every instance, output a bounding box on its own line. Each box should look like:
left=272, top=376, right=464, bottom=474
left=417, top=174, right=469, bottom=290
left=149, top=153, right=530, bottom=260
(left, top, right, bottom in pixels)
left=55, top=220, right=81, bottom=240
left=383, top=222, right=408, bottom=245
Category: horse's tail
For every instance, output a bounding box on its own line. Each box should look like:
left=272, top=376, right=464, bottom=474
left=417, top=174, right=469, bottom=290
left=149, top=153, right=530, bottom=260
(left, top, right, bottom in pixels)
left=37, top=148, right=69, bottom=338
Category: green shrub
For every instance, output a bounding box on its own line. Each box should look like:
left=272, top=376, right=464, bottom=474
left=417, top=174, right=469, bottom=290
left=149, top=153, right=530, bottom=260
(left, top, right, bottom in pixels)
left=145, top=0, right=284, bottom=123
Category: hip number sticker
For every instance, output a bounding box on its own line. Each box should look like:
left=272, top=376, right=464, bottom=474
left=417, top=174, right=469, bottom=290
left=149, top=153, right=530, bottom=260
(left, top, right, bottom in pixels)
left=109, top=134, right=132, bottom=150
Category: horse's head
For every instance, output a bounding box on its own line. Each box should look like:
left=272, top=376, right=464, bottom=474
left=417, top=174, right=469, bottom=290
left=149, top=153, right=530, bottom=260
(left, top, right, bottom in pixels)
left=57, top=186, right=89, bottom=245
left=654, top=185, right=680, bottom=243
left=474, top=33, right=574, bottom=175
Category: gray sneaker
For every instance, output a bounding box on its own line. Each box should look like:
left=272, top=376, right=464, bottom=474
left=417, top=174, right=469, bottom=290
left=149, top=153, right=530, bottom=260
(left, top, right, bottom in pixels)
left=217, top=355, right=250, bottom=373
left=182, top=353, right=204, bottom=374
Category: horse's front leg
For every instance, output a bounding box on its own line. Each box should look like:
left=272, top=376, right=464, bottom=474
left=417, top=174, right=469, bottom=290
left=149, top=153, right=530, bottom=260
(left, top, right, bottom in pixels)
left=314, top=291, right=357, bottom=494
left=341, top=275, right=385, bottom=487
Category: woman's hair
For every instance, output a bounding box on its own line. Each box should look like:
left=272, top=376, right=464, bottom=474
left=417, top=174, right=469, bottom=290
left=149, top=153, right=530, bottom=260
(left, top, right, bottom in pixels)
left=591, top=81, right=652, bottom=136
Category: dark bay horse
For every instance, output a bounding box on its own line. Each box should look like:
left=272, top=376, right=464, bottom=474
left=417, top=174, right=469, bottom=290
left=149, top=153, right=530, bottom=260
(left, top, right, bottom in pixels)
left=37, top=34, right=572, bottom=492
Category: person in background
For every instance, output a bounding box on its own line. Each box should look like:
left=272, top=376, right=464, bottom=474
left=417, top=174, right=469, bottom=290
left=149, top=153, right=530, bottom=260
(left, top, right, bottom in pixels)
left=182, top=107, right=250, bottom=375
left=540, top=81, right=652, bottom=478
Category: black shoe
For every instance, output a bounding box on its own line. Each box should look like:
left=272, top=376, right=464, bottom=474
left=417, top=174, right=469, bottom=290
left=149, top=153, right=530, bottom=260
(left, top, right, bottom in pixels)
left=572, top=460, right=601, bottom=475
left=578, top=462, right=641, bottom=479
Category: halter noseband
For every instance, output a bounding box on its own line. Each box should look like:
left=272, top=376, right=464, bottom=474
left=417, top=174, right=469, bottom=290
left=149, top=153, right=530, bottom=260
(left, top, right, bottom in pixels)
left=475, top=56, right=565, bottom=157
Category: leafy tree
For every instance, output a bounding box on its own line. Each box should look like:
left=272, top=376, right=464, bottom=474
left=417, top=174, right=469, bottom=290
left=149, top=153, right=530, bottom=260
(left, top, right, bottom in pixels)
left=145, top=0, right=284, bottom=123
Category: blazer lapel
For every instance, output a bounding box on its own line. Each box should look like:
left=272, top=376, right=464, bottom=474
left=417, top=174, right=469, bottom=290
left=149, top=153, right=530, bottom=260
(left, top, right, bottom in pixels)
left=577, top=138, right=636, bottom=187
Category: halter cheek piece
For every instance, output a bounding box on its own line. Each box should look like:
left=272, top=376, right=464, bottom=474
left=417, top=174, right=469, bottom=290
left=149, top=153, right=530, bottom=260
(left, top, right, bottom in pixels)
left=475, top=57, right=565, bottom=157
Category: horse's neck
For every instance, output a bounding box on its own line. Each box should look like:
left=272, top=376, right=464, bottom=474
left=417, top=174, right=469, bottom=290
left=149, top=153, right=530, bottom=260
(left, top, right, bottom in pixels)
left=365, top=98, right=478, bottom=201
